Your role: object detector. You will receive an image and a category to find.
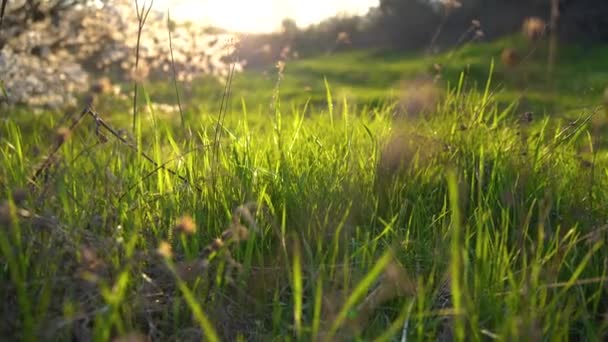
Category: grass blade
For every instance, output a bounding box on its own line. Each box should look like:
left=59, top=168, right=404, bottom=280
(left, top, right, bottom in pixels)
left=326, top=250, right=394, bottom=339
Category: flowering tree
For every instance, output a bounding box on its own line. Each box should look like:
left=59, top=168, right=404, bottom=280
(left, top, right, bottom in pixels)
left=0, top=0, right=240, bottom=109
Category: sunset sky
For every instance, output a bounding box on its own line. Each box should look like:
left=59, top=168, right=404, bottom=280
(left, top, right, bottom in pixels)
left=154, top=0, right=379, bottom=33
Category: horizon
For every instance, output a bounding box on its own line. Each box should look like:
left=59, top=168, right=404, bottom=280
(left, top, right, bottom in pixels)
left=153, top=0, right=379, bottom=33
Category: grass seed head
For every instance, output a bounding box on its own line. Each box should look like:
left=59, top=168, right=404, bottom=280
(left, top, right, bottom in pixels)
left=90, top=77, right=115, bottom=95
left=501, top=48, right=521, bottom=68
left=79, top=246, right=107, bottom=277
left=174, top=215, right=196, bottom=235
left=521, top=111, right=533, bottom=123
left=522, top=17, right=546, bottom=42
left=442, top=0, right=462, bottom=12
left=55, top=127, right=72, bottom=145
left=157, top=241, right=173, bottom=259
left=212, top=238, right=224, bottom=250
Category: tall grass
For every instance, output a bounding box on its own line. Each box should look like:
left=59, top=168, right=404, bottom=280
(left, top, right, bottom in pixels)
left=1, top=62, right=607, bottom=341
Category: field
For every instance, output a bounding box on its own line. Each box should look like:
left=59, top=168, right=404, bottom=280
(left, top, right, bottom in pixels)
left=1, top=38, right=608, bottom=341
left=140, top=36, right=607, bottom=112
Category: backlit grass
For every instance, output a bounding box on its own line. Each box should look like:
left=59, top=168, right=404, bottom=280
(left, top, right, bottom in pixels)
left=1, top=46, right=608, bottom=341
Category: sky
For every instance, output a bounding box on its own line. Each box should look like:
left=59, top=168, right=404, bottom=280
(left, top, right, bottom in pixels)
left=153, top=0, right=379, bottom=33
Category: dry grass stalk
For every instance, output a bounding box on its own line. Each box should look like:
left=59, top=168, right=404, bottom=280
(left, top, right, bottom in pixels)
left=603, top=87, right=608, bottom=117
left=131, top=0, right=154, bottom=133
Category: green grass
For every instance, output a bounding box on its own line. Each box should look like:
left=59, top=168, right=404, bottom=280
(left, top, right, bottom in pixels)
left=1, top=39, right=608, bottom=341
left=129, top=36, right=608, bottom=117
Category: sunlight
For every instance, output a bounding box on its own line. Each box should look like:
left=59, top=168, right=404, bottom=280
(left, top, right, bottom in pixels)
left=154, top=0, right=378, bottom=33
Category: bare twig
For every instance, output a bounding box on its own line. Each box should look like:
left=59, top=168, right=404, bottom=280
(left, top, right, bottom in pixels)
left=87, top=108, right=201, bottom=192
left=30, top=105, right=90, bottom=186
left=117, top=144, right=208, bottom=202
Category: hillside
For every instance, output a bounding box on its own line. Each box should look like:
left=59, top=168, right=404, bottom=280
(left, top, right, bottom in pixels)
left=165, top=37, right=607, bottom=114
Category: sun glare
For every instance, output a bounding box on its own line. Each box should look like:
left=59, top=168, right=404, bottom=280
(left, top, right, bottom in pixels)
left=155, top=0, right=377, bottom=33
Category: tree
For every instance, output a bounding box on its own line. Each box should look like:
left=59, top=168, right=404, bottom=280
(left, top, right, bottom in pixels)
left=0, top=1, right=239, bottom=108
left=371, top=0, right=608, bottom=51
left=558, top=0, right=608, bottom=42
left=375, top=0, right=441, bottom=49
left=281, top=18, right=298, bottom=37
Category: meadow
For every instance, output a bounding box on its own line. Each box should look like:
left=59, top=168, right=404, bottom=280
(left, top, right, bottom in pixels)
left=1, top=37, right=608, bottom=341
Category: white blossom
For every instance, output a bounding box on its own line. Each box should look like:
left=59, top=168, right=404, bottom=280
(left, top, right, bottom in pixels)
left=0, top=0, right=242, bottom=108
